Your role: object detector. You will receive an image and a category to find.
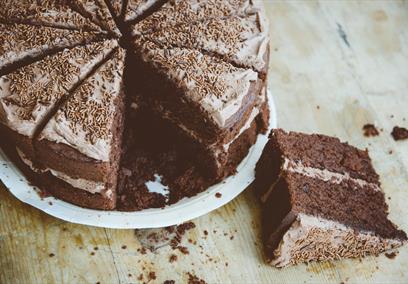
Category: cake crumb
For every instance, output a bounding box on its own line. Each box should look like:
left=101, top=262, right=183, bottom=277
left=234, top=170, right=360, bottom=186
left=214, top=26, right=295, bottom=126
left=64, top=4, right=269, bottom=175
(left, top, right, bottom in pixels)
left=215, top=192, right=222, bottom=198
left=391, top=126, right=408, bottom=141
left=177, top=246, right=189, bottom=255
left=137, top=247, right=147, bottom=254
left=363, top=124, right=379, bottom=137
left=169, top=254, right=178, bottom=263
left=187, top=272, right=206, bottom=284
left=385, top=251, right=398, bottom=259
left=148, top=271, right=157, bottom=281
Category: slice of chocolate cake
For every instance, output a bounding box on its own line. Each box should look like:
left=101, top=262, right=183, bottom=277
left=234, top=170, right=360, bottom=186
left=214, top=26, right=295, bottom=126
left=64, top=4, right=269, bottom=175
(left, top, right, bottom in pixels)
left=0, top=23, right=102, bottom=73
left=129, top=39, right=266, bottom=178
left=132, top=39, right=262, bottom=145
left=0, top=0, right=101, bottom=31
left=255, top=129, right=407, bottom=267
left=124, top=0, right=162, bottom=22
left=130, top=0, right=262, bottom=35
left=34, top=47, right=126, bottom=209
left=137, top=13, right=269, bottom=74
left=70, top=0, right=121, bottom=36
left=0, top=40, right=118, bottom=160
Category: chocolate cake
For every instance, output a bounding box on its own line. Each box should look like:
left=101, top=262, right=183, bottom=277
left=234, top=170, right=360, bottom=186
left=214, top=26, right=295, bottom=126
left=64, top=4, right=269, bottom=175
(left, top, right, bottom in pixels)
left=0, top=0, right=270, bottom=210
left=255, top=129, right=407, bottom=267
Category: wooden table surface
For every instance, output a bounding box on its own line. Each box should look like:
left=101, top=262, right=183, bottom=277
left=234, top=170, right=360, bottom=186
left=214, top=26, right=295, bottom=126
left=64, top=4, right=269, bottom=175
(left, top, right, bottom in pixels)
left=1, top=1, right=408, bottom=283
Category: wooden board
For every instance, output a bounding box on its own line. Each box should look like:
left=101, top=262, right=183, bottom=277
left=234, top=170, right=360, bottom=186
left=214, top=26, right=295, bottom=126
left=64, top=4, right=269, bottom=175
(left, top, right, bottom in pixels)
left=1, top=1, right=408, bottom=283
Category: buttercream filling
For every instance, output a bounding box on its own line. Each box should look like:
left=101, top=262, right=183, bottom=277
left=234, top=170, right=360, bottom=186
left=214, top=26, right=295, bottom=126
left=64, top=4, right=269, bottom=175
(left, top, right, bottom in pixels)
left=222, top=106, right=260, bottom=152
left=283, top=159, right=381, bottom=191
left=261, top=157, right=381, bottom=203
left=16, top=147, right=106, bottom=195
left=271, top=213, right=403, bottom=267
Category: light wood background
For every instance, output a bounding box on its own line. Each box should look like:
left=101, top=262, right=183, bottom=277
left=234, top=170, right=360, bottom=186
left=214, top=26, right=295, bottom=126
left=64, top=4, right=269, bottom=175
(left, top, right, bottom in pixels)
left=1, top=1, right=408, bottom=283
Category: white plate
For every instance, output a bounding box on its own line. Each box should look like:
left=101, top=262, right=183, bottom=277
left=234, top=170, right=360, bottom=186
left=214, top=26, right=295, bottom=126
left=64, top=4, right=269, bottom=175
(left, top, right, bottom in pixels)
left=0, top=91, right=277, bottom=229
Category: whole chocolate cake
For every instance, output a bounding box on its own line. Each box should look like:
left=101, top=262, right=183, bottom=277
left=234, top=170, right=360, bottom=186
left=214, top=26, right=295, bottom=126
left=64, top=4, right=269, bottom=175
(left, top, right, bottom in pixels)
left=255, top=129, right=407, bottom=267
left=0, top=0, right=270, bottom=210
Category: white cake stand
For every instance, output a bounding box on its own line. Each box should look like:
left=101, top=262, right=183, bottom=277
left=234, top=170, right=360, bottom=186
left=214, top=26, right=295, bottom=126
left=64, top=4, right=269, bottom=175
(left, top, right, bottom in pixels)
left=0, top=91, right=277, bottom=229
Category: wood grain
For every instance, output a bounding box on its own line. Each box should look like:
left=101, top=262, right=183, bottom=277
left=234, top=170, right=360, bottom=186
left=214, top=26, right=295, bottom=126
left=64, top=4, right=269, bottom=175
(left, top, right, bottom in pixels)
left=1, top=1, right=408, bottom=283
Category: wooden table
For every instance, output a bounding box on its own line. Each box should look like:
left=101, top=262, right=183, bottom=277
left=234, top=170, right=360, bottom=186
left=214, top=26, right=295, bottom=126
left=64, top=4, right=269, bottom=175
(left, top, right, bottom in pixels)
left=1, top=1, right=408, bottom=283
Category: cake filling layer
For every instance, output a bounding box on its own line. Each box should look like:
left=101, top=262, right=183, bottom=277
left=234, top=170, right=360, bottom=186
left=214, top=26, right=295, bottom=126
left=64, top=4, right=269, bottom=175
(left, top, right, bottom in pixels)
left=16, top=147, right=106, bottom=195
left=261, top=157, right=381, bottom=203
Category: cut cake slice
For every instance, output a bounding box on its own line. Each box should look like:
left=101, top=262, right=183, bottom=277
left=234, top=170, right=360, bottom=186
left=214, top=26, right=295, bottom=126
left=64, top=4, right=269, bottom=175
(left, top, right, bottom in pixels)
left=255, top=129, right=407, bottom=267
left=35, top=48, right=126, bottom=209
left=0, top=40, right=118, bottom=160
left=130, top=39, right=265, bottom=178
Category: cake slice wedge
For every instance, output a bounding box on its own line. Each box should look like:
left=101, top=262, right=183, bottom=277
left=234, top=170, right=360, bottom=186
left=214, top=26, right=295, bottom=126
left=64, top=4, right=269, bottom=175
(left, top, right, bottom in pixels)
left=129, top=39, right=266, bottom=179
left=0, top=40, right=118, bottom=161
left=131, top=39, right=262, bottom=145
left=124, top=0, right=162, bottom=22
left=255, top=129, right=407, bottom=267
left=136, top=13, right=269, bottom=75
left=130, top=0, right=262, bottom=36
left=0, top=0, right=101, bottom=31
left=34, top=48, right=126, bottom=210
left=0, top=23, right=102, bottom=73
left=70, top=0, right=121, bottom=36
